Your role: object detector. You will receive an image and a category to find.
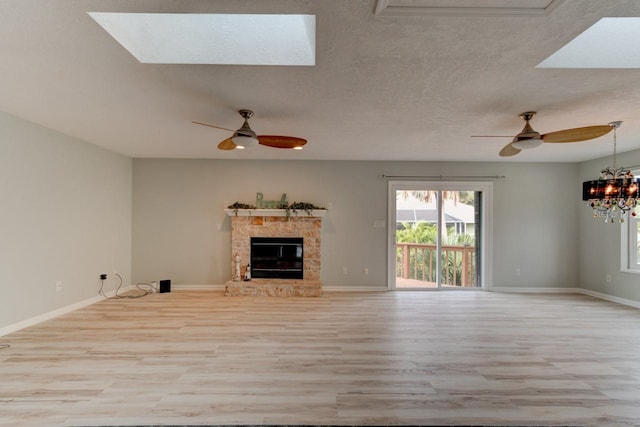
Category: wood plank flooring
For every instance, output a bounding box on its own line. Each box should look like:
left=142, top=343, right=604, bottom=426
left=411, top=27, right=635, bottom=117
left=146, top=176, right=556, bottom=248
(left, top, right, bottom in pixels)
left=1, top=291, right=640, bottom=426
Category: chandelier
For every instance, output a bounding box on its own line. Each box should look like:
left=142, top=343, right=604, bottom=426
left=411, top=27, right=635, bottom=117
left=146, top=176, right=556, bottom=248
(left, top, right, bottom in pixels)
left=582, top=121, right=640, bottom=223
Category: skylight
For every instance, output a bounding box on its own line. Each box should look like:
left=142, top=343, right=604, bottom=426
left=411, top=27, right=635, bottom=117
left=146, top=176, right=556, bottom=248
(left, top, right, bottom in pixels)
left=375, top=0, right=564, bottom=16
left=88, top=12, right=316, bottom=66
left=538, top=17, right=640, bottom=68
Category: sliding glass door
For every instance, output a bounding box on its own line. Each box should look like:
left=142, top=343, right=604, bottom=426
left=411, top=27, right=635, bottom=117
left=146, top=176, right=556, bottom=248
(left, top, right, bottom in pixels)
left=388, top=181, right=492, bottom=290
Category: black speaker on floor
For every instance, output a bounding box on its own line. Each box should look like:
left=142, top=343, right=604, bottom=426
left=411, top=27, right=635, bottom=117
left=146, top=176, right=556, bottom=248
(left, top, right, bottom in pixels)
left=159, top=279, right=171, bottom=293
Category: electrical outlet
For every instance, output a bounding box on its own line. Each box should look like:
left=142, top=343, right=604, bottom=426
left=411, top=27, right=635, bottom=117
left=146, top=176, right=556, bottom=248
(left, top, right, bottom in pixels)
left=515, top=268, right=521, bottom=277
left=606, top=274, right=612, bottom=283
left=100, top=273, right=107, bottom=280
left=342, top=266, right=348, bottom=275
left=326, top=202, right=333, bottom=210
left=363, top=267, right=369, bottom=275
left=55, top=281, right=63, bottom=291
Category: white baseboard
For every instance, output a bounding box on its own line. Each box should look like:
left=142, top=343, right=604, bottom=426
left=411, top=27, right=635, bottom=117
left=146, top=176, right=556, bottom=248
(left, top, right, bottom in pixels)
left=578, top=288, right=640, bottom=309
left=0, top=285, right=134, bottom=337
left=491, top=286, right=581, bottom=294
left=172, top=284, right=225, bottom=291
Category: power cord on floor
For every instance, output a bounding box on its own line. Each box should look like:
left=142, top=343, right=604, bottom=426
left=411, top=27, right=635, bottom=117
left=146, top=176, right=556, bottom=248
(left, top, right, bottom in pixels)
left=0, top=343, right=9, bottom=350
left=99, top=273, right=157, bottom=299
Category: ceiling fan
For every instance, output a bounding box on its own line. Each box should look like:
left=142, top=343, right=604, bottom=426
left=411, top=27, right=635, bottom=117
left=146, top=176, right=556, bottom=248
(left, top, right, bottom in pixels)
left=472, top=111, right=613, bottom=157
left=193, top=109, right=307, bottom=151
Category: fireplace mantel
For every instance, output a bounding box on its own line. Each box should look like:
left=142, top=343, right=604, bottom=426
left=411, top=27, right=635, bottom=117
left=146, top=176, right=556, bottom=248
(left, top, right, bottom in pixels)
left=224, top=209, right=327, bottom=218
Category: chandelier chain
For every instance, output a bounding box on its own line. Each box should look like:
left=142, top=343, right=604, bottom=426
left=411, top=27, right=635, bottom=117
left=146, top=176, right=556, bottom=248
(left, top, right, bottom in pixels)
left=612, top=125, right=617, bottom=172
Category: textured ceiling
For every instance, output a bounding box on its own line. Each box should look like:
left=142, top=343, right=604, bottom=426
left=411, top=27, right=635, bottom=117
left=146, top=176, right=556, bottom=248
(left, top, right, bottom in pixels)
left=2, top=0, right=640, bottom=162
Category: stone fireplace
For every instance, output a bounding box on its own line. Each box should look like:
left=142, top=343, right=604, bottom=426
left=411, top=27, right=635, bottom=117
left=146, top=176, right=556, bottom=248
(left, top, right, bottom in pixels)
left=224, top=209, right=325, bottom=296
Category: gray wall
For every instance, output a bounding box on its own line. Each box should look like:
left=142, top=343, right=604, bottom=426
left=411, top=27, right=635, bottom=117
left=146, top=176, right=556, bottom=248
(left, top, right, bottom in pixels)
left=578, top=148, right=640, bottom=300
left=132, top=159, right=580, bottom=289
left=0, top=112, right=132, bottom=329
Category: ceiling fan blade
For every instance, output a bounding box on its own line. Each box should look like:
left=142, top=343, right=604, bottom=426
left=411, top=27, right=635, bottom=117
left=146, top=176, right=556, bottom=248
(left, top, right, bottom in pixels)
left=258, top=135, right=307, bottom=149
left=217, top=137, right=237, bottom=150
left=542, top=125, right=612, bottom=143
left=471, top=135, right=516, bottom=138
left=192, top=121, right=236, bottom=133
left=499, top=142, right=521, bottom=157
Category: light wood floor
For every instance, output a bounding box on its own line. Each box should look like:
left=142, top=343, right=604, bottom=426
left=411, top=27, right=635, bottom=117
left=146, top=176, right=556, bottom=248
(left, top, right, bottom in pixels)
left=2, top=291, right=640, bottom=426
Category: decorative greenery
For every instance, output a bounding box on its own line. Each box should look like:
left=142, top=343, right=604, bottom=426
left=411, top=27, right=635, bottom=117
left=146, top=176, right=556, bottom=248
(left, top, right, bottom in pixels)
left=396, top=222, right=475, bottom=246
left=285, top=202, right=325, bottom=217
left=227, top=201, right=325, bottom=217
left=228, top=202, right=256, bottom=216
left=396, top=221, right=475, bottom=285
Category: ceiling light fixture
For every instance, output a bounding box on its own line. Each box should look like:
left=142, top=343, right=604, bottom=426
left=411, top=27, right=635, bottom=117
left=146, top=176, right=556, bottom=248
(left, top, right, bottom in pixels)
left=231, top=135, right=259, bottom=149
left=510, top=112, right=543, bottom=149
left=511, top=137, right=543, bottom=149
left=231, top=110, right=260, bottom=149
left=582, top=121, right=640, bottom=223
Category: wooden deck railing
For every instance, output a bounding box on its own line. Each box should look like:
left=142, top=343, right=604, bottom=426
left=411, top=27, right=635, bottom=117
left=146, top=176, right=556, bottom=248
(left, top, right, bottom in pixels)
left=396, top=243, right=476, bottom=287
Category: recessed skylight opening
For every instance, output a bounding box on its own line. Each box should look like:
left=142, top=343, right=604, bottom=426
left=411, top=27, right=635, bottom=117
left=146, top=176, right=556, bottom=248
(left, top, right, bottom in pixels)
left=88, top=12, right=316, bottom=66
left=375, top=0, right=564, bottom=16
left=538, top=17, right=640, bottom=68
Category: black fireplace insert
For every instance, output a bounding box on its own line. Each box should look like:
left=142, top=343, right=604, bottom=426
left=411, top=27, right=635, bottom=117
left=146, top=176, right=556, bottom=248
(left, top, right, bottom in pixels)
left=250, top=237, right=303, bottom=279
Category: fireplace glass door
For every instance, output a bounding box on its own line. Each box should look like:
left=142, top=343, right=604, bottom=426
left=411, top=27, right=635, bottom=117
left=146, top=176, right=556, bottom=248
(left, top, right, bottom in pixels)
left=251, top=237, right=304, bottom=279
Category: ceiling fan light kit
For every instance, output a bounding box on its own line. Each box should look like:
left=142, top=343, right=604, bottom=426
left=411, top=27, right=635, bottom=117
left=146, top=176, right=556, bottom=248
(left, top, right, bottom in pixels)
left=193, top=109, right=307, bottom=151
left=582, top=121, right=640, bottom=223
left=511, top=137, right=543, bottom=150
left=230, top=109, right=259, bottom=149
left=510, top=112, right=543, bottom=149
left=231, top=135, right=259, bottom=149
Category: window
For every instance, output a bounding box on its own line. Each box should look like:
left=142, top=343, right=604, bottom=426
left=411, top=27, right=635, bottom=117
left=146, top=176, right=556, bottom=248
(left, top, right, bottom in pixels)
left=622, top=213, right=640, bottom=272
left=621, top=169, right=640, bottom=273
left=388, top=180, right=493, bottom=290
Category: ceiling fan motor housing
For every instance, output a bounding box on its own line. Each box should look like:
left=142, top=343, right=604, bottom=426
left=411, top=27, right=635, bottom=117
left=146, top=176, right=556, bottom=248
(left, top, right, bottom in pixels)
left=234, top=109, right=258, bottom=139
left=511, top=112, right=542, bottom=149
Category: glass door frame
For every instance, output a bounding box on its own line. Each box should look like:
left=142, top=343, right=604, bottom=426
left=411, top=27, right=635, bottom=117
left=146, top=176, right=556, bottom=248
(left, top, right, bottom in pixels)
left=387, top=180, right=494, bottom=291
